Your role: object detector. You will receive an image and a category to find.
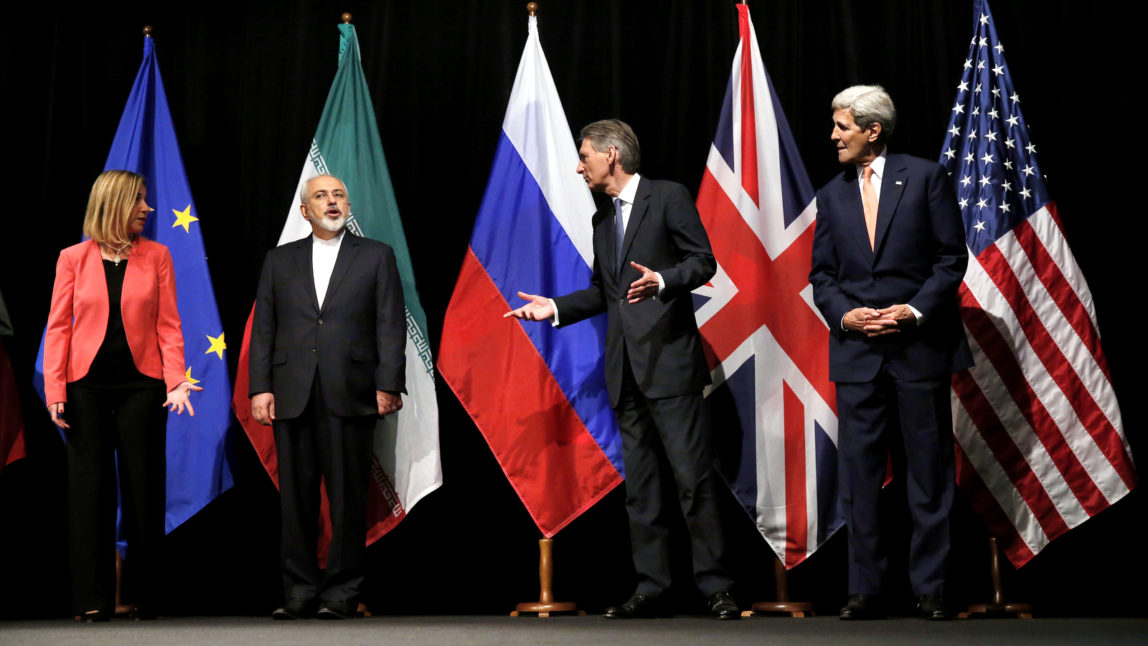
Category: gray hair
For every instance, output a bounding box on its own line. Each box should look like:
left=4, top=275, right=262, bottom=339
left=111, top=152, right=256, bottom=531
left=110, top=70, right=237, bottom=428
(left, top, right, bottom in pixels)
left=579, top=119, right=641, bottom=174
left=831, top=85, right=896, bottom=140
left=299, top=174, right=349, bottom=204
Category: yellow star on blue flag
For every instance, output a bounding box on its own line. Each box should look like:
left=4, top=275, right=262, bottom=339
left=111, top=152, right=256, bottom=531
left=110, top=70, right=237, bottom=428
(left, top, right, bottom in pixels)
left=205, top=332, right=226, bottom=360
left=172, top=204, right=198, bottom=232
left=184, top=367, right=201, bottom=386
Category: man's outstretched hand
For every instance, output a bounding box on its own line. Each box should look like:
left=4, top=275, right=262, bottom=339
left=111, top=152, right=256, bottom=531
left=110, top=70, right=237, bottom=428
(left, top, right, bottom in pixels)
left=504, top=291, right=555, bottom=321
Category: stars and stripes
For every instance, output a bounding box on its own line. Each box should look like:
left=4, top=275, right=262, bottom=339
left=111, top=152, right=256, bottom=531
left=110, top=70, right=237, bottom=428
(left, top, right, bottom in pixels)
left=694, top=4, right=840, bottom=568
left=939, top=0, right=1135, bottom=567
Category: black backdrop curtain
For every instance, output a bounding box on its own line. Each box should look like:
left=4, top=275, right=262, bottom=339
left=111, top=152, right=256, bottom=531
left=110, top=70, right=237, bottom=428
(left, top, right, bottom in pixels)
left=0, top=0, right=1141, bottom=617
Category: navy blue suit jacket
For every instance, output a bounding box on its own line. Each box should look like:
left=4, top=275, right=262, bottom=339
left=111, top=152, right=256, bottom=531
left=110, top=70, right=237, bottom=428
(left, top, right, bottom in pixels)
left=553, top=177, right=715, bottom=406
left=809, top=153, right=973, bottom=383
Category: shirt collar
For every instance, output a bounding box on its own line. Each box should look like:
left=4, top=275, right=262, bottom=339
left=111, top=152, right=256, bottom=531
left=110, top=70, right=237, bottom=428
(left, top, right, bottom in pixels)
left=313, top=228, right=346, bottom=247
left=855, top=148, right=887, bottom=180
left=616, top=173, right=641, bottom=205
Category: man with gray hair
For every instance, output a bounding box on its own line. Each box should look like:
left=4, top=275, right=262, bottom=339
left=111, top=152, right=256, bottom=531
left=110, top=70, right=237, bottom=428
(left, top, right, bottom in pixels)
left=507, top=119, right=738, bottom=619
left=809, top=86, right=971, bottom=620
left=250, top=174, right=406, bottom=620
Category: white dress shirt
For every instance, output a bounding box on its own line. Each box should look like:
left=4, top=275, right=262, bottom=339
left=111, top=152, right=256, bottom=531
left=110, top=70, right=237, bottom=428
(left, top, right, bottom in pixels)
left=854, top=149, right=886, bottom=202
left=312, top=230, right=345, bottom=309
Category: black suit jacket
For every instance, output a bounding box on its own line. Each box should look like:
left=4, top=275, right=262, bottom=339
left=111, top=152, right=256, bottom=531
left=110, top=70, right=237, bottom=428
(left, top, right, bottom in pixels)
left=249, top=232, right=406, bottom=419
left=554, top=177, right=715, bottom=406
left=809, top=153, right=973, bottom=383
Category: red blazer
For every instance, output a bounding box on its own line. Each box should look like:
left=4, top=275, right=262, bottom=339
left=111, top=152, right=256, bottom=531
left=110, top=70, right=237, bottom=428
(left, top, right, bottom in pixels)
left=44, top=238, right=186, bottom=404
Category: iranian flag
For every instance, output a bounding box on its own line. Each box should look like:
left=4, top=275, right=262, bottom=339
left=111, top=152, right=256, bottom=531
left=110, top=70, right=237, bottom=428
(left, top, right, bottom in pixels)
left=232, top=21, right=441, bottom=558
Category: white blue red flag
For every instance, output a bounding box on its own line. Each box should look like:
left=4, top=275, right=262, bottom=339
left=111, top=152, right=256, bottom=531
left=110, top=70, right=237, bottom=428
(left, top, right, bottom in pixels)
left=693, top=4, right=841, bottom=568
left=940, top=0, right=1135, bottom=567
left=438, top=13, right=623, bottom=536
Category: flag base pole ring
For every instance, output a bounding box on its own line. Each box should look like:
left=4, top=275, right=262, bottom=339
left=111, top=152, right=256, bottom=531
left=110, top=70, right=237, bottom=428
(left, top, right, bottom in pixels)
left=958, top=537, right=1033, bottom=619
left=741, top=556, right=814, bottom=618
left=509, top=538, right=584, bottom=618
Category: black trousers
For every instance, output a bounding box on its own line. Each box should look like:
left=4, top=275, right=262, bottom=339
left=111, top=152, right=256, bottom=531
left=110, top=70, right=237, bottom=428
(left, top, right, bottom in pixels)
left=836, top=369, right=955, bottom=596
left=273, top=377, right=374, bottom=602
left=614, top=353, right=732, bottom=598
left=65, top=378, right=167, bottom=615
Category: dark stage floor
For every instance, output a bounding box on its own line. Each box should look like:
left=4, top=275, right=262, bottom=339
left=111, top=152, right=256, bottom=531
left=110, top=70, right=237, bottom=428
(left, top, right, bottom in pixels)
left=2, top=615, right=1146, bottom=646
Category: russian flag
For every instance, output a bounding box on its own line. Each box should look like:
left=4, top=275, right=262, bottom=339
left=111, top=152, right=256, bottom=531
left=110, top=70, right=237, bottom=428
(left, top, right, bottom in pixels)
left=438, top=14, right=622, bottom=537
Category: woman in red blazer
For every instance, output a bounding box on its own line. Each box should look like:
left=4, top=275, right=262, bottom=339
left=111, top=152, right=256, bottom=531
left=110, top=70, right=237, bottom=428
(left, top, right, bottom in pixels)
left=44, top=170, right=199, bottom=621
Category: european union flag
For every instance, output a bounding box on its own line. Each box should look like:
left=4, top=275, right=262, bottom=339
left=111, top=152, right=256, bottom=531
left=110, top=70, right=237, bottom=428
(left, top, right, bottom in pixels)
left=105, top=34, right=234, bottom=533
left=34, top=34, right=234, bottom=537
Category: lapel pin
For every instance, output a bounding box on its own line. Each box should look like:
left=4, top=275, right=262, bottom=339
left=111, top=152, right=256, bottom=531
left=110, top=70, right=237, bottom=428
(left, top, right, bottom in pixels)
left=895, top=180, right=903, bottom=186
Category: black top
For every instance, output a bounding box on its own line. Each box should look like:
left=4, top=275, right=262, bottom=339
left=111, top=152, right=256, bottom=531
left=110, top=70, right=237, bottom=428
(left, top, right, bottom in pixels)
left=77, top=259, right=153, bottom=387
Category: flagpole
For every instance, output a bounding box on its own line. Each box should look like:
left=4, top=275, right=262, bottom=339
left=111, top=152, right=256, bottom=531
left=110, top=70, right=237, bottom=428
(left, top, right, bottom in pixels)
left=959, top=537, right=1033, bottom=619
left=507, top=0, right=584, bottom=622
left=743, top=558, right=813, bottom=618
left=114, top=25, right=150, bottom=621
left=110, top=25, right=156, bottom=621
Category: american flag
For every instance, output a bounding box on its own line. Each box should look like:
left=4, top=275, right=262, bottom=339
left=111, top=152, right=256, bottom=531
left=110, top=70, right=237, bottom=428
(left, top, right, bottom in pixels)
left=940, top=0, right=1136, bottom=567
left=694, top=4, right=841, bottom=569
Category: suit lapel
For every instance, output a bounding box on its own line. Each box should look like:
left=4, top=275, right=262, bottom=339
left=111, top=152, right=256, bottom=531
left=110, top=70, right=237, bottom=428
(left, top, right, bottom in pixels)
left=321, top=233, right=358, bottom=313
left=122, top=241, right=147, bottom=308
left=293, top=237, right=321, bottom=313
left=81, top=240, right=111, bottom=322
left=619, top=177, right=650, bottom=272
left=838, top=172, right=873, bottom=258
left=600, top=203, right=619, bottom=277
left=872, top=156, right=907, bottom=262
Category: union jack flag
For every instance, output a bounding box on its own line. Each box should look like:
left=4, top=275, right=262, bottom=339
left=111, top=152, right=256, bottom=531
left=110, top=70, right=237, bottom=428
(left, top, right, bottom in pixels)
left=694, top=4, right=841, bottom=569
left=940, top=0, right=1136, bottom=567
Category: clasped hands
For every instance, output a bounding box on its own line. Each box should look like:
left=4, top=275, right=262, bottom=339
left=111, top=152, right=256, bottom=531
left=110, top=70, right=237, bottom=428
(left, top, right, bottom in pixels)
left=843, top=304, right=916, bottom=337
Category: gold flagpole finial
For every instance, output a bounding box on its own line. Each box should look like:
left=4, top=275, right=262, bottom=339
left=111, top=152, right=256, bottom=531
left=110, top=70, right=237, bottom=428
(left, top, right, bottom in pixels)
left=527, top=3, right=538, bottom=17
left=143, top=25, right=153, bottom=37
left=341, top=12, right=353, bottom=24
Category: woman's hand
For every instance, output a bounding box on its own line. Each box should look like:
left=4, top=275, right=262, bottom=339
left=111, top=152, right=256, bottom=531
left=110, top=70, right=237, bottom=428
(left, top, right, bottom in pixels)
left=47, top=402, right=70, bottom=429
left=164, top=381, right=204, bottom=416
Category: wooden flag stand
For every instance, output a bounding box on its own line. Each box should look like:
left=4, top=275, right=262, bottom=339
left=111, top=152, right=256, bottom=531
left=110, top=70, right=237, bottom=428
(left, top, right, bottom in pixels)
left=741, top=556, right=813, bottom=618
left=510, top=538, right=584, bottom=618
left=959, top=537, right=1033, bottom=618
left=507, top=7, right=583, bottom=619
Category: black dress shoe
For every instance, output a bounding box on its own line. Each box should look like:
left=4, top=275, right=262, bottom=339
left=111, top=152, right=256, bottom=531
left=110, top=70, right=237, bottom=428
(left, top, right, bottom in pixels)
left=706, top=591, right=740, bottom=620
left=317, top=599, right=357, bottom=620
left=604, top=593, right=662, bottom=619
left=272, top=597, right=316, bottom=620
left=839, top=594, right=884, bottom=620
left=78, top=610, right=110, bottom=623
left=916, top=594, right=951, bottom=621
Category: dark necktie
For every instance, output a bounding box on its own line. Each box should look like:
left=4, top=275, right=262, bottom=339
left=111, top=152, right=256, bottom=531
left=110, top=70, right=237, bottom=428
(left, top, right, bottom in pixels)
left=614, top=197, right=625, bottom=272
